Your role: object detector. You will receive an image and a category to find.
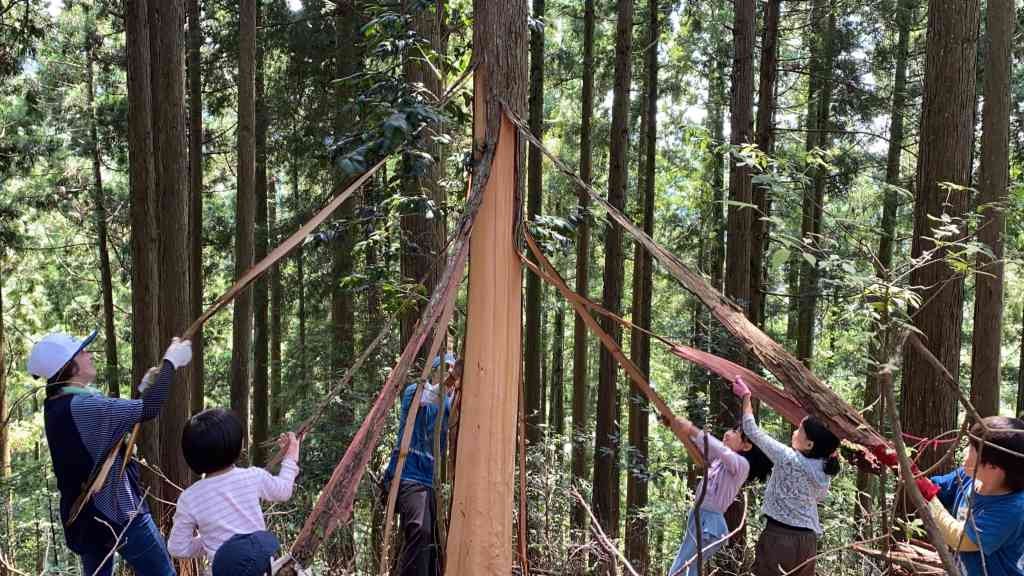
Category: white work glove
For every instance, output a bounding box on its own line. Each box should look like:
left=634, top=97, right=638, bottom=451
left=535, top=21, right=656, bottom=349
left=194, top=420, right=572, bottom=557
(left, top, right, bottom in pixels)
left=137, top=367, right=160, bottom=394
left=162, top=337, right=193, bottom=369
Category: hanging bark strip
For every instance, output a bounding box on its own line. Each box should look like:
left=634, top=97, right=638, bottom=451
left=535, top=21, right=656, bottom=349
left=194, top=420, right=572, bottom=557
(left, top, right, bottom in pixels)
left=521, top=232, right=705, bottom=469
left=520, top=240, right=808, bottom=437
left=503, top=106, right=887, bottom=457
left=76, top=159, right=387, bottom=518
left=378, top=280, right=460, bottom=576
left=275, top=137, right=497, bottom=576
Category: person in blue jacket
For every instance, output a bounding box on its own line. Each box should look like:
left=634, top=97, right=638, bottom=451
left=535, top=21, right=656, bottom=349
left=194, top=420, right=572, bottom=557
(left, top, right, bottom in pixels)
left=29, top=330, right=192, bottom=576
left=383, top=353, right=462, bottom=576
left=915, top=416, right=1024, bottom=575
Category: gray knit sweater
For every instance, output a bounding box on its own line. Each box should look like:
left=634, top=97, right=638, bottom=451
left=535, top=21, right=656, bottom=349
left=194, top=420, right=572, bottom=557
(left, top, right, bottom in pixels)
left=741, top=413, right=831, bottom=535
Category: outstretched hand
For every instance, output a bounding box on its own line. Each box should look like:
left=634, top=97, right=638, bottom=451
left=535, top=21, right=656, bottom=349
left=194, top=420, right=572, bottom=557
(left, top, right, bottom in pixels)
left=278, top=432, right=302, bottom=462
left=731, top=376, right=751, bottom=399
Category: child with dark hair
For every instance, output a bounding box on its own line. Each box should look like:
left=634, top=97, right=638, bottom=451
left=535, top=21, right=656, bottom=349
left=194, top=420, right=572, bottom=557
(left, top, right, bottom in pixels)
left=733, top=377, right=840, bottom=576
left=168, top=408, right=302, bottom=576
left=915, top=416, right=1024, bottom=576
left=664, top=413, right=773, bottom=576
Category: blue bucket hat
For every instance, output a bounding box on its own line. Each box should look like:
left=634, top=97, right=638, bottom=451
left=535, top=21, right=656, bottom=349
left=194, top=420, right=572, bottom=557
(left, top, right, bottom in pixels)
left=211, top=531, right=280, bottom=576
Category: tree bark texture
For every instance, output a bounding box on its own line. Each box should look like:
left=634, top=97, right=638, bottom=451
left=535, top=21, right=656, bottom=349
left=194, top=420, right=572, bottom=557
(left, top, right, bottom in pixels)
left=626, top=1, right=657, bottom=570
left=722, top=0, right=754, bottom=437
left=400, top=0, right=447, bottom=349
left=796, top=1, right=834, bottom=368
left=270, top=181, right=284, bottom=427
left=750, top=0, right=781, bottom=331
left=187, top=0, right=204, bottom=414
left=445, top=1, right=526, bottom=572
left=152, top=0, right=193, bottom=505
left=525, top=0, right=546, bottom=449
left=127, top=0, right=162, bottom=484
left=233, top=0, right=257, bottom=450
left=593, top=0, right=633, bottom=564
left=900, top=0, right=979, bottom=472
left=549, top=303, right=565, bottom=436
left=87, top=32, right=120, bottom=398
left=571, top=0, right=595, bottom=549
left=969, top=0, right=1013, bottom=418
left=331, top=0, right=360, bottom=394
left=253, top=16, right=270, bottom=466
left=0, top=263, right=7, bottom=480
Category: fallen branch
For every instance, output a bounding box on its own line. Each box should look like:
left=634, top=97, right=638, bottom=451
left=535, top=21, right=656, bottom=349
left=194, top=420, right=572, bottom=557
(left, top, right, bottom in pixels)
left=571, top=488, right=639, bottom=576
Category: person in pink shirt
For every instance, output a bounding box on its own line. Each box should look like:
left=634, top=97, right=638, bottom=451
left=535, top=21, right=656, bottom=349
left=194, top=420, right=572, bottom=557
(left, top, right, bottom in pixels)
left=663, top=411, right=772, bottom=576
left=167, top=408, right=301, bottom=575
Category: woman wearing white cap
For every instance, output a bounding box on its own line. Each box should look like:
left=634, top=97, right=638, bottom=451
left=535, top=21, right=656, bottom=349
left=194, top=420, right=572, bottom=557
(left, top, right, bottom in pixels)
left=28, top=331, right=192, bottom=576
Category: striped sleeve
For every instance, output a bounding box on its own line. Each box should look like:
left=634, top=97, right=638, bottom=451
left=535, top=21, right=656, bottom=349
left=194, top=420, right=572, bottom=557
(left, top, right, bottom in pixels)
left=140, top=361, right=176, bottom=421
left=71, top=395, right=144, bottom=462
left=256, top=458, right=299, bottom=503
left=167, top=493, right=205, bottom=558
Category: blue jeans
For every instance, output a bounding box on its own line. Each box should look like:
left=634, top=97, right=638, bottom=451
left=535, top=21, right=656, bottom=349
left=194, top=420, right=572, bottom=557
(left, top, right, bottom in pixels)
left=80, top=513, right=175, bottom=576
left=668, top=509, right=729, bottom=576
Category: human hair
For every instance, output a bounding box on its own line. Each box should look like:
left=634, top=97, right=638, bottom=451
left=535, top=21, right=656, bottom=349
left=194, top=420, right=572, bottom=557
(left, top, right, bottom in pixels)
left=45, top=361, right=80, bottom=398
left=739, top=432, right=774, bottom=483
left=181, top=408, right=243, bottom=475
left=968, top=416, right=1024, bottom=492
left=800, top=416, right=841, bottom=476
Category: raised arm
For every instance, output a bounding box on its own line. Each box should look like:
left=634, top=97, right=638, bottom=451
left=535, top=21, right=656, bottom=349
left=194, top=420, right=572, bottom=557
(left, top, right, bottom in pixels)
left=733, top=378, right=795, bottom=465
left=258, top=433, right=301, bottom=502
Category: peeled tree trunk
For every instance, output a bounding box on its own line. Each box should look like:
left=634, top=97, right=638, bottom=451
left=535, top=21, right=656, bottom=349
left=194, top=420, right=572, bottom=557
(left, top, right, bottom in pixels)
left=900, top=0, right=979, bottom=473
left=445, top=1, right=527, bottom=572
left=969, top=0, right=1013, bottom=418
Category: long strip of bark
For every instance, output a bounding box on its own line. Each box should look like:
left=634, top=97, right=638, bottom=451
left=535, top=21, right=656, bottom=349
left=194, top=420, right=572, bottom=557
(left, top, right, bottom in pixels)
left=505, top=107, right=887, bottom=454
left=523, top=232, right=705, bottom=468
left=276, top=138, right=496, bottom=576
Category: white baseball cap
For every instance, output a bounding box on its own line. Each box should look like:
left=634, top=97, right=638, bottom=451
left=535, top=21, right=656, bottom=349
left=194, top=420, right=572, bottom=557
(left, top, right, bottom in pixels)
left=26, top=330, right=97, bottom=381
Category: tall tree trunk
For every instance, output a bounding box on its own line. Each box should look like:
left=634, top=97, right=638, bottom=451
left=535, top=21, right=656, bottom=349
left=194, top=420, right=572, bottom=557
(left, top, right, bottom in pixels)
left=293, top=160, right=308, bottom=393
left=626, top=1, right=657, bottom=571
left=86, top=30, right=119, bottom=398
left=524, top=0, right=546, bottom=448
left=445, top=1, right=526, bottom=571
left=857, top=0, right=914, bottom=533
left=187, top=0, right=204, bottom=414
left=0, top=262, right=8, bottom=482
left=270, top=181, right=284, bottom=428
left=901, top=0, right=979, bottom=473
left=153, top=0, right=193, bottom=505
left=592, top=0, right=633, bottom=569
left=233, top=0, right=257, bottom=452
left=969, top=0, right=1013, bottom=418
left=571, top=0, right=595, bottom=551
left=1018, top=304, right=1024, bottom=417
left=400, top=0, right=446, bottom=349
left=724, top=0, right=754, bottom=412
left=750, top=0, right=781, bottom=331
left=332, top=1, right=360, bottom=390
left=702, top=32, right=727, bottom=436
left=722, top=0, right=755, bottom=542
left=549, top=302, right=565, bottom=437
left=127, top=0, right=161, bottom=488
left=252, top=12, right=270, bottom=465
left=795, top=1, right=834, bottom=367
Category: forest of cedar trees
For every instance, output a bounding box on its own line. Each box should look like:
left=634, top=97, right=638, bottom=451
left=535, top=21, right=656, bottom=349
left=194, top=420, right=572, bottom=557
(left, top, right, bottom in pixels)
left=1, top=0, right=1023, bottom=574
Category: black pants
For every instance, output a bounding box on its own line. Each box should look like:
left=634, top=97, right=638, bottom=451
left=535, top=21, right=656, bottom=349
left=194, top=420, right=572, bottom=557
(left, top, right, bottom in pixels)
left=397, top=481, right=438, bottom=576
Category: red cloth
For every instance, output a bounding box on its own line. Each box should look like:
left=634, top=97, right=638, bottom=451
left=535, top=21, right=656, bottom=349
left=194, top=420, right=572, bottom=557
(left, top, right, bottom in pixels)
left=915, top=476, right=940, bottom=501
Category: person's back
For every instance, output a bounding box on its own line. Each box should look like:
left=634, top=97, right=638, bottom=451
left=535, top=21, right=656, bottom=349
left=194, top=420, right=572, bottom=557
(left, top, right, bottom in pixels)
left=168, top=408, right=301, bottom=575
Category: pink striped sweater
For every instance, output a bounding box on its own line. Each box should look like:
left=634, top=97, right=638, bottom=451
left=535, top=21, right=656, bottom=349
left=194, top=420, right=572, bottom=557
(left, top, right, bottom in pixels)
left=167, top=459, right=299, bottom=560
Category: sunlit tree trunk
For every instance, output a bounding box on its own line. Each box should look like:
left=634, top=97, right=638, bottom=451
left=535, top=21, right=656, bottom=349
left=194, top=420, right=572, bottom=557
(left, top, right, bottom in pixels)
left=969, top=0, right=1013, bottom=418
